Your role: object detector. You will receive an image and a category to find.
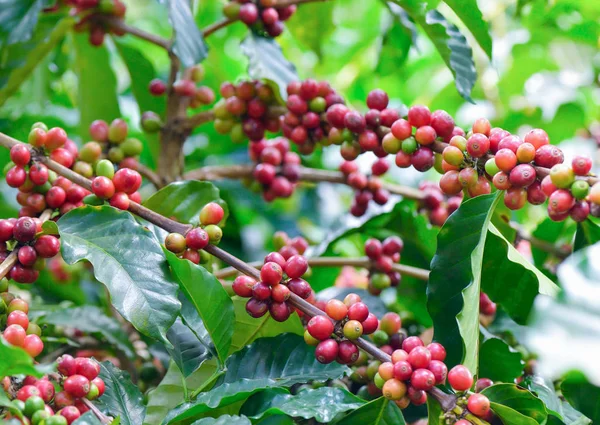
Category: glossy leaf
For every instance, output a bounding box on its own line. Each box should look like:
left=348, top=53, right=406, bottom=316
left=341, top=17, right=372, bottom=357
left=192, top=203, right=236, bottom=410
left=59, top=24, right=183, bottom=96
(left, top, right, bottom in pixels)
left=144, top=181, right=228, bottom=227
left=0, top=388, right=23, bottom=419
left=0, top=338, right=48, bottom=378
left=164, top=334, right=350, bottom=424
left=285, top=0, right=335, bottom=57
left=377, top=4, right=416, bottom=74
left=0, top=13, right=74, bottom=106
left=526, top=375, right=590, bottom=424
left=165, top=250, right=234, bottom=363
left=426, top=397, right=443, bottom=425
left=73, top=33, right=121, bottom=138
left=481, top=224, right=559, bottom=324
left=428, top=193, right=501, bottom=372
left=479, top=329, right=524, bottom=383
left=317, top=287, right=388, bottom=318
left=240, top=34, right=299, bottom=100
left=38, top=306, right=135, bottom=358
left=0, top=0, right=51, bottom=46
left=526, top=243, right=600, bottom=385
left=335, top=397, right=406, bottom=425
left=191, top=416, right=251, bottom=425
left=574, top=218, right=600, bottom=252
left=159, top=0, right=208, bottom=67
left=58, top=206, right=181, bottom=344
left=482, top=383, right=547, bottom=425
left=167, top=316, right=213, bottom=377
left=98, top=361, right=146, bottom=425
left=442, top=0, right=493, bottom=58
left=73, top=411, right=104, bottom=425
left=395, top=0, right=477, bottom=100
left=241, top=387, right=364, bottom=422
left=531, top=218, right=573, bottom=271
left=561, top=372, right=600, bottom=423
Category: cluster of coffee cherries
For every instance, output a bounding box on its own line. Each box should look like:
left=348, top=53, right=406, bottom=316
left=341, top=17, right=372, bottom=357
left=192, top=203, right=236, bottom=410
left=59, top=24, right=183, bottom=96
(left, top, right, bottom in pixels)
left=0, top=216, right=61, bottom=284
left=84, top=119, right=143, bottom=171
left=272, top=231, right=310, bottom=260
left=213, top=80, right=282, bottom=143
left=48, top=0, right=127, bottom=47
left=250, top=137, right=300, bottom=201
left=1, top=292, right=44, bottom=358
left=363, top=237, right=403, bottom=295
left=447, top=367, right=493, bottom=421
left=418, top=181, right=463, bottom=227
left=282, top=79, right=345, bottom=154
left=164, top=203, right=225, bottom=264
left=233, top=251, right=310, bottom=322
left=3, top=356, right=106, bottom=424
left=89, top=166, right=142, bottom=210
left=223, top=0, right=297, bottom=38
left=147, top=64, right=215, bottom=111
left=326, top=89, right=401, bottom=160
left=304, top=293, right=380, bottom=365
left=435, top=117, right=600, bottom=221
left=339, top=160, right=391, bottom=217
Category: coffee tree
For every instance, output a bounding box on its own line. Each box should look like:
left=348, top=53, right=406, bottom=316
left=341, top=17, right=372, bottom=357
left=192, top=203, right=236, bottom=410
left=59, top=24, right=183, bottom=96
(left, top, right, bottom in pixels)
left=0, top=0, right=598, bottom=424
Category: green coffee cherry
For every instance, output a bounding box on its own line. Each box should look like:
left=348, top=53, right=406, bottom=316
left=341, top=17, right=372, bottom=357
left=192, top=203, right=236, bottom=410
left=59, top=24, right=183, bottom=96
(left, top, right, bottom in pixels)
left=95, top=159, right=115, bottom=179
left=205, top=224, right=222, bottom=244
left=121, top=138, right=143, bottom=157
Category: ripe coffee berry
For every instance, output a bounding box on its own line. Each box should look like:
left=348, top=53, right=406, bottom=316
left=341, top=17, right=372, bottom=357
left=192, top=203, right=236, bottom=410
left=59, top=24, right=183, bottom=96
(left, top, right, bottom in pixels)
left=199, top=202, right=225, bottom=225
left=448, top=365, right=473, bottom=391
left=407, top=346, right=431, bottom=369
left=10, top=144, right=30, bottom=166
left=113, top=168, right=142, bottom=194
left=23, top=334, right=43, bottom=357
left=149, top=79, right=166, bottom=96
left=109, top=192, right=130, bottom=210
left=325, top=299, right=348, bottom=320
left=307, top=315, right=334, bottom=341
left=64, top=375, right=90, bottom=398
left=245, top=298, right=268, bottom=318
left=468, top=393, right=491, bottom=417
left=14, top=217, right=37, bottom=243
left=284, top=255, right=308, bottom=279
left=427, top=342, right=446, bottom=361
left=271, top=284, right=290, bottom=302
left=34, top=235, right=61, bottom=258
left=402, top=336, right=424, bottom=353
left=232, top=276, right=255, bottom=297
left=4, top=324, right=27, bottom=346
left=260, top=261, right=283, bottom=285
left=185, top=228, right=209, bottom=250
left=251, top=282, right=271, bottom=300
left=572, top=156, right=592, bottom=175
left=393, top=360, right=412, bottom=380
left=347, top=302, right=369, bottom=322
left=75, top=357, right=100, bottom=380
left=411, top=368, right=435, bottom=391
left=337, top=340, right=359, bottom=364
left=91, top=176, right=116, bottom=199
left=315, top=339, right=339, bottom=364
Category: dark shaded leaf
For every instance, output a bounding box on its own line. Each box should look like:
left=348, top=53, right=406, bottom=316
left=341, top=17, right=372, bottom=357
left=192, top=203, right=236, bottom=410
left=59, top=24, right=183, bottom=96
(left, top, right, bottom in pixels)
left=164, top=334, right=349, bottom=424
left=442, top=0, right=493, bottom=58
left=561, top=372, right=600, bottom=423
left=58, top=206, right=181, bottom=344
left=482, top=383, right=547, bottom=425
left=159, top=0, right=208, bottom=67
left=38, top=306, right=135, bottom=358
left=97, top=361, right=146, bottom=425
left=165, top=251, right=234, bottom=363
left=167, top=317, right=213, bottom=377
left=240, top=34, right=299, bottom=100
left=241, top=387, right=364, bottom=422
left=335, top=397, right=406, bottom=425
left=377, top=4, right=415, bottom=74
left=479, top=329, right=524, bottom=383
left=144, top=181, right=228, bottom=227
left=191, top=416, right=251, bottom=425
left=0, top=0, right=51, bottom=46
left=574, top=218, right=600, bottom=252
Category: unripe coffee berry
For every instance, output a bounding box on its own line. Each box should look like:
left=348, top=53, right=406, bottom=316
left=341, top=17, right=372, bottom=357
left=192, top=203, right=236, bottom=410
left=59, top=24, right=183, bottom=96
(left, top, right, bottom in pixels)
left=325, top=299, right=348, bottom=320
left=343, top=320, right=363, bottom=340
left=199, top=202, right=225, bottom=226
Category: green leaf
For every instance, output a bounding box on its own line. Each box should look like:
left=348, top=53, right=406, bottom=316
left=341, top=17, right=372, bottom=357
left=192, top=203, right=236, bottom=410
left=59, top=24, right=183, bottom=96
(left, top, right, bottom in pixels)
left=526, top=375, right=590, bottom=424
left=482, top=383, right=547, bottom=425
left=0, top=338, right=48, bottom=378
left=144, top=181, right=228, bottom=227
left=159, top=0, right=208, bottom=68
left=38, top=306, right=135, bottom=359
left=526, top=243, right=600, bottom=385
left=0, top=387, right=24, bottom=419
left=114, top=41, right=165, bottom=167
left=377, top=4, right=416, bottom=74
left=40, top=220, right=59, bottom=236
left=164, top=334, right=350, bottom=424
left=395, top=0, right=477, bottom=100
left=481, top=224, right=559, bottom=324
left=442, top=0, right=493, bottom=58
left=241, top=387, right=365, bottom=422
left=426, top=397, right=443, bottom=425
left=73, top=411, right=104, bottom=425
left=57, top=206, right=181, bottom=344
left=478, top=330, right=524, bottom=383
left=0, top=0, right=51, bottom=46
left=0, top=13, right=74, bottom=106
left=561, top=372, right=600, bottom=423
left=574, top=218, right=600, bottom=252
left=167, top=316, right=213, bottom=378
left=73, top=33, right=121, bottom=138
left=240, top=34, right=299, bottom=101
left=531, top=218, right=573, bottom=270
left=229, top=296, right=304, bottom=354
left=97, top=361, right=146, bottom=425
left=191, top=415, right=251, bottom=425
left=285, top=1, right=335, bottom=57
left=165, top=250, right=234, bottom=363
left=335, top=397, right=406, bottom=425
left=428, top=192, right=501, bottom=372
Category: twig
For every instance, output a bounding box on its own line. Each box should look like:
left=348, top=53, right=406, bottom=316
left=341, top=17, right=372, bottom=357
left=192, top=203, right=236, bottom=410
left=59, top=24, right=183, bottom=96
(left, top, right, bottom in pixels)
left=137, top=164, right=162, bottom=189
left=0, top=209, right=53, bottom=281
left=274, top=0, right=332, bottom=6
left=202, top=18, right=236, bottom=37
left=214, top=257, right=430, bottom=281
left=81, top=398, right=112, bottom=425
left=182, top=111, right=216, bottom=131
left=101, top=16, right=171, bottom=50
left=511, top=222, right=570, bottom=259
left=183, top=165, right=426, bottom=200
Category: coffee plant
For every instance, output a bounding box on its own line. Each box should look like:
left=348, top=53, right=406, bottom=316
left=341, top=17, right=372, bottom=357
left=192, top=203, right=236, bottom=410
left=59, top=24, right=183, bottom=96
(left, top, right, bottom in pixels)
left=0, top=0, right=598, bottom=424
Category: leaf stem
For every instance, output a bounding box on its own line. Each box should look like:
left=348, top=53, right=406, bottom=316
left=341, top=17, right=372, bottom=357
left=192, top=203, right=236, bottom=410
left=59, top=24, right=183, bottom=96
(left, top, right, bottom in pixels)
left=213, top=257, right=430, bottom=280
left=137, top=164, right=162, bottom=189
left=201, top=18, right=237, bottom=37
left=102, top=17, right=171, bottom=50
left=81, top=398, right=112, bottom=425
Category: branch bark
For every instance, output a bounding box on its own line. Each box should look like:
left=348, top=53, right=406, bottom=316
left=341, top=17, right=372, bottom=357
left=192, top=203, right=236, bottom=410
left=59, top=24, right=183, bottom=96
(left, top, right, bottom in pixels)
left=102, top=16, right=171, bottom=50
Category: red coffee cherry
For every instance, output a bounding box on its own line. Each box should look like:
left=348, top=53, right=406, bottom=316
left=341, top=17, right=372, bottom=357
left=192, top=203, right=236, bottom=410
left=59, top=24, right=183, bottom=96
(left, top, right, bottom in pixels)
left=508, top=164, right=536, bottom=188
left=428, top=360, right=448, bottom=384
left=91, top=176, right=116, bottom=199
left=75, top=357, right=100, bottom=380
left=504, top=188, right=527, bottom=210
left=361, top=313, right=379, bottom=335
left=393, top=360, right=413, bottom=380
left=46, top=127, right=68, bottom=151
left=14, top=217, right=37, bottom=243
left=426, top=342, right=446, bottom=361
left=10, top=145, right=31, bottom=167
left=407, top=105, right=431, bottom=127
left=60, top=405, right=81, bottom=424
left=401, top=336, right=424, bottom=353
left=466, top=134, right=490, bottom=158
left=113, top=168, right=142, bottom=194
left=534, top=145, right=564, bottom=168
left=109, top=192, right=130, bottom=210
left=251, top=281, right=271, bottom=300
left=54, top=391, right=75, bottom=408
left=64, top=375, right=90, bottom=398
left=572, top=155, right=592, bottom=176
left=6, top=166, right=27, bottom=188
left=46, top=186, right=67, bottom=209
left=269, top=301, right=291, bottom=322
left=475, top=378, right=494, bottom=392
left=199, top=202, right=225, bottom=226
left=366, top=89, right=389, bottom=111
left=149, top=79, right=166, bottom=96
left=271, top=284, right=290, bottom=302
left=495, top=148, right=517, bottom=172
left=16, top=385, right=40, bottom=401
left=448, top=365, right=473, bottom=391
left=307, top=315, right=334, bottom=341
left=284, top=255, right=308, bottom=279
left=468, top=393, right=491, bottom=417
left=287, top=278, right=311, bottom=299
left=23, top=334, right=43, bottom=357
left=407, top=346, right=431, bottom=369
left=58, top=354, right=77, bottom=376
left=245, top=298, right=268, bottom=318
left=391, top=119, right=412, bottom=140
left=379, top=312, right=401, bottom=335
left=185, top=228, right=209, bottom=250
left=324, top=299, right=348, bottom=321
left=232, top=276, right=256, bottom=298
left=3, top=324, right=27, bottom=346
left=548, top=189, right=575, bottom=213
left=347, top=302, right=369, bottom=322
left=260, top=261, right=283, bottom=285
left=524, top=128, right=549, bottom=149
left=315, top=339, right=339, bottom=364
left=411, top=368, right=435, bottom=391
left=34, top=235, right=61, bottom=258
left=35, top=379, right=55, bottom=403
left=18, top=246, right=37, bottom=267
left=337, top=340, right=359, bottom=364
